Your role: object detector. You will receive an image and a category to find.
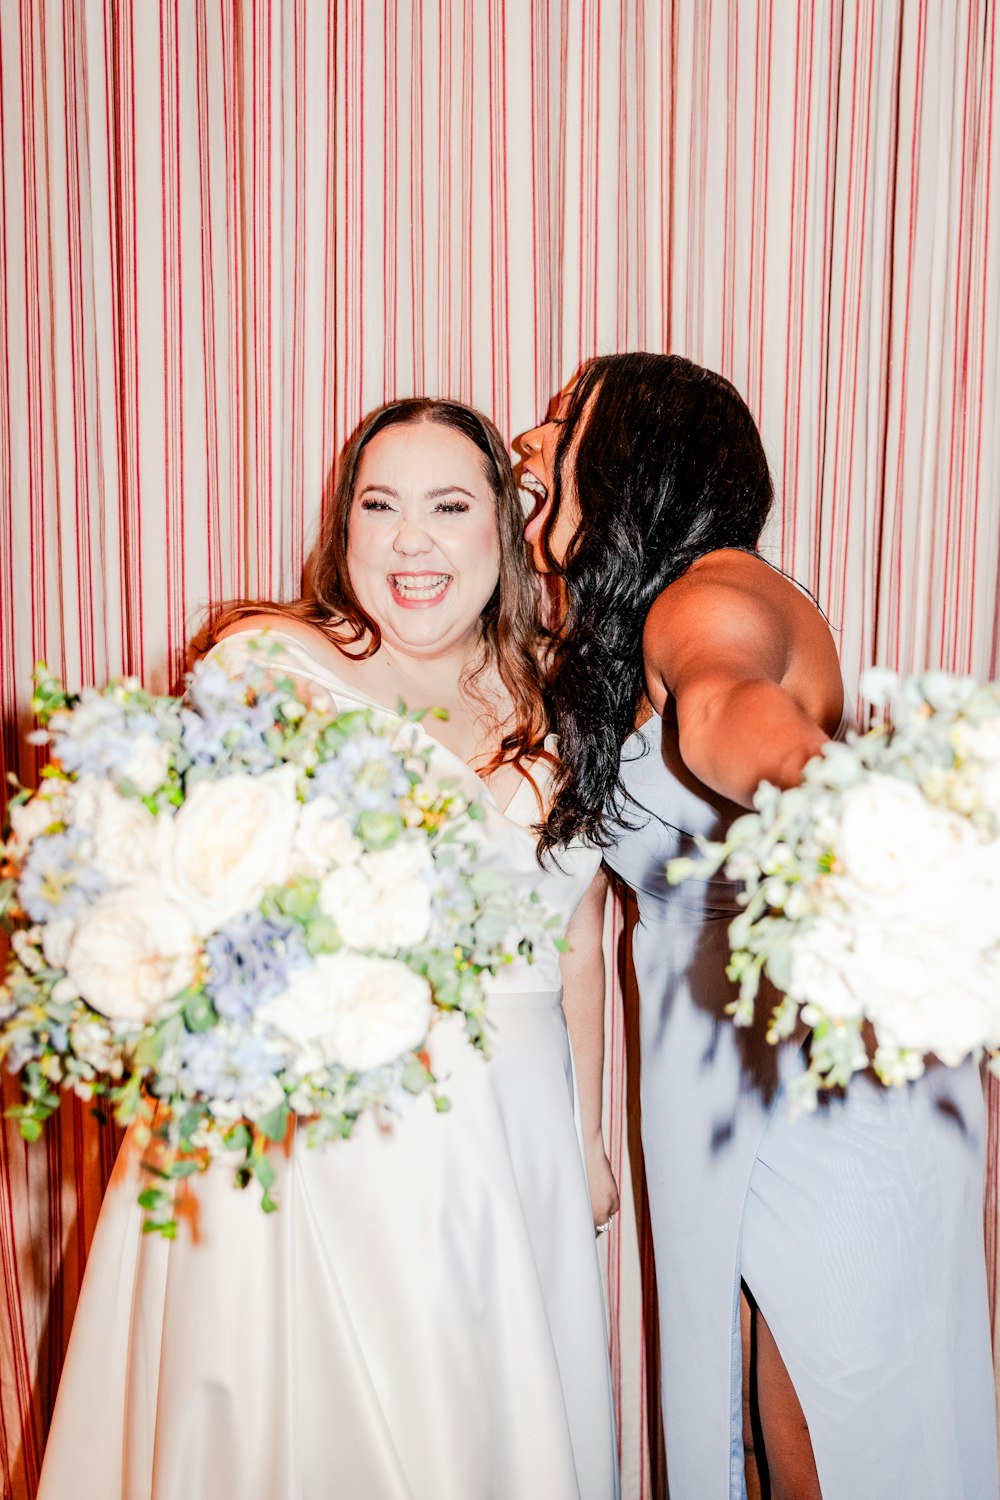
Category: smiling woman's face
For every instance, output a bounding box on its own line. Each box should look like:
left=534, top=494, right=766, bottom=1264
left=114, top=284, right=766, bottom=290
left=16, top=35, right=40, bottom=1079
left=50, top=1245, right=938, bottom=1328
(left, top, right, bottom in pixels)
left=346, top=419, right=501, bottom=660
left=517, top=379, right=588, bottom=572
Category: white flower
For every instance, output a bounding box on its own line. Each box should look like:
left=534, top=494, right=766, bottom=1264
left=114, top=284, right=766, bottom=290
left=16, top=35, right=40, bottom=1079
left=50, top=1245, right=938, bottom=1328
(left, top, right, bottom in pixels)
left=954, top=720, right=1000, bottom=818
left=837, top=776, right=976, bottom=893
left=210, top=1076, right=286, bottom=1127
left=796, top=825, right=1000, bottom=1063
left=70, top=1018, right=123, bottom=1078
left=8, top=783, right=70, bottom=849
left=788, top=916, right=866, bottom=1021
left=11, top=928, right=44, bottom=974
left=42, top=919, right=75, bottom=970
left=162, top=767, right=299, bottom=934
left=319, top=840, right=433, bottom=952
left=260, top=951, right=432, bottom=1072
left=289, top=796, right=362, bottom=878
left=119, top=736, right=172, bottom=796
left=68, top=776, right=165, bottom=886
left=64, top=879, right=198, bottom=1024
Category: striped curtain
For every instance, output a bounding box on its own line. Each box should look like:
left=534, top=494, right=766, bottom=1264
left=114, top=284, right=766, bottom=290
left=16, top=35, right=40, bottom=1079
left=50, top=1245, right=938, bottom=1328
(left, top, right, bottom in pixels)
left=1, top=2, right=998, bottom=1495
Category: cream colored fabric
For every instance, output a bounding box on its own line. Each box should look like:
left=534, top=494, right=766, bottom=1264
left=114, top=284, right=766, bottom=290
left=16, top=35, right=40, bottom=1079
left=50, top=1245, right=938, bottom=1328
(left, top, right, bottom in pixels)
left=36, top=634, right=619, bottom=1500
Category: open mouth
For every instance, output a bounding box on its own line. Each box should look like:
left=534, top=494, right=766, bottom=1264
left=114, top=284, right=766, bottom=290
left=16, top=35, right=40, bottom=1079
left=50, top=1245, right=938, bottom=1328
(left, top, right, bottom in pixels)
left=388, top=572, right=452, bottom=604
left=518, top=468, right=549, bottom=518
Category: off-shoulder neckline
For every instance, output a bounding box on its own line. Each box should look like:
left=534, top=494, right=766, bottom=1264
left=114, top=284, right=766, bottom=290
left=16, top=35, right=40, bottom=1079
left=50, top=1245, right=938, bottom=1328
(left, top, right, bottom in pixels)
left=218, top=626, right=541, bottom=822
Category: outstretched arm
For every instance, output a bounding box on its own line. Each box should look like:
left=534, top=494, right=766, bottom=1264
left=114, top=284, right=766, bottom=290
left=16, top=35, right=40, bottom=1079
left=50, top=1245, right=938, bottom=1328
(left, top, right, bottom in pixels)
left=560, top=865, right=619, bottom=1232
left=643, top=557, right=836, bottom=807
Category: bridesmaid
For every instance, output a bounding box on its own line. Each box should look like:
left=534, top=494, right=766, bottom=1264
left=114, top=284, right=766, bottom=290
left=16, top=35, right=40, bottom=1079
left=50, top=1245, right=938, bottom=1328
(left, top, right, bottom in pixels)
left=516, top=352, right=998, bottom=1500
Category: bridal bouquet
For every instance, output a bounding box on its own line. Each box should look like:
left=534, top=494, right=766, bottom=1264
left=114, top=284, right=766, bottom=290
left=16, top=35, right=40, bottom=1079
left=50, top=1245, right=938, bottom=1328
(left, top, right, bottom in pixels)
left=1, top=640, right=554, bottom=1232
left=667, top=669, right=1000, bottom=1111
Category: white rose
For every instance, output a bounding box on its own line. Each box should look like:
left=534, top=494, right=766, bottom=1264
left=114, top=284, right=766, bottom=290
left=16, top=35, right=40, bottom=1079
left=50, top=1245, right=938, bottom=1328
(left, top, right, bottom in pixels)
left=319, top=840, right=433, bottom=952
left=289, top=796, right=363, bottom=878
left=68, top=777, right=165, bottom=886
left=837, top=776, right=975, bottom=893
left=260, top=951, right=432, bottom=1073
left=119, top=736, right=172, bottom=797
left=64, top=879, right=198, bottom=1024
left=8, top=783, right=70, bottom=849
left=162, top=766, right=299, bottom=934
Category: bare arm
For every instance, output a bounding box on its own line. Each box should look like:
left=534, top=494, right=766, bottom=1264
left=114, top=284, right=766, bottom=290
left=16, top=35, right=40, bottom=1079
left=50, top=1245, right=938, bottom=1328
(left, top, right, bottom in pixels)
left=643, top=557, right=837, bottom=807
left=560, top=865, right=619, bottom=1230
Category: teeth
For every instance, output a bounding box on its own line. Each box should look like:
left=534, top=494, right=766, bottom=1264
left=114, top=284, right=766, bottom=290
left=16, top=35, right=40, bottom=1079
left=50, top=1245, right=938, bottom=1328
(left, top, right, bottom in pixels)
left=519, top=471, right=548, bottom=500
left=391, top=574, right=451, bottom=600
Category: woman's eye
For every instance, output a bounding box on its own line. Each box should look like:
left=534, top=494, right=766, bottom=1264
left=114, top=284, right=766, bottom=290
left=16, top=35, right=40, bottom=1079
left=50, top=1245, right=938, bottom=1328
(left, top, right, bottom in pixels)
left=435, top=500, right=471, bottom=515
left=359, top=498, right=394, bottom=513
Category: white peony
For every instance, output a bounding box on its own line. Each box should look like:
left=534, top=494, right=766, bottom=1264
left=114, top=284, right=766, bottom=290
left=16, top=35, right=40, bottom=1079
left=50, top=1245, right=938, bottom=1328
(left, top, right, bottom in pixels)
left=259, top=951, right=432, bottom=1073
left=289, top=796, right=362, bottom=878
left=318, top=840, right=433, bottom=952
left=8, top=783, right=70, bottom=849
left=836, top=776, right=976, bottom=893
left=68, top=776, right=166, bottom=887
left=64, top=879, right=198, bottom=1024
left=161, top=766, right=299, bottom=934
left=119, top=736, right=172, bottom=796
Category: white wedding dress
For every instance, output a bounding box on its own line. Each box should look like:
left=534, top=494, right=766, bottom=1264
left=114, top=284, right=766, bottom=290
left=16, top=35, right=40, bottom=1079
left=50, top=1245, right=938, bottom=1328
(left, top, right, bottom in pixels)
left=37, top=631, right=620, bottom=1500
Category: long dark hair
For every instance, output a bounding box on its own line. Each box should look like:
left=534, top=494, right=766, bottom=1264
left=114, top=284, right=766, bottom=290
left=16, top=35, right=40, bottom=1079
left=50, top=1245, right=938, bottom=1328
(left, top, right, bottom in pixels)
left=198, top=398, right=547, bottom=768
left=536, top=352, right=774, bottom=854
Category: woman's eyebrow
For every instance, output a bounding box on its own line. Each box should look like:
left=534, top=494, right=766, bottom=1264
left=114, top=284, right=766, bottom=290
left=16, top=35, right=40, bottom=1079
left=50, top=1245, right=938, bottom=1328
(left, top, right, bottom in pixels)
left=425, top=485, right=476, bottom=499
left=358, top=484, right=398, bottom=497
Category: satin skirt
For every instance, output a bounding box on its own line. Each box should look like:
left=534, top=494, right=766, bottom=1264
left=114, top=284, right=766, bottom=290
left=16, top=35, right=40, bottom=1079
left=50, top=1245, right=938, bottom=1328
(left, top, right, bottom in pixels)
left=38, top=997, right=619, bottom=1500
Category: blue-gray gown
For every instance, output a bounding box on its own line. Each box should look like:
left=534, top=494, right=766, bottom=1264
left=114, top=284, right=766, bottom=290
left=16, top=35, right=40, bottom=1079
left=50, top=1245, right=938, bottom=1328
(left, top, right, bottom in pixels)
left=603, top=711, right=999, bottom=1500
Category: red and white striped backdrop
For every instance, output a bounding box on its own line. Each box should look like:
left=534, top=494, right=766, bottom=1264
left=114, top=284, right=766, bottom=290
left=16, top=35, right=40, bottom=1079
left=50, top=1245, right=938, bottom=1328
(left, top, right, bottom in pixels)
left=1, top=3, right=998, bottom=1494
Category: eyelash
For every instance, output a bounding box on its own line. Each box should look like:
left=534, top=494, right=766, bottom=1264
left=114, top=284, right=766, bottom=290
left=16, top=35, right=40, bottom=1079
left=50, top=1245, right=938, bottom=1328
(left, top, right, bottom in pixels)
left=358, top=498, right=470, bottom=515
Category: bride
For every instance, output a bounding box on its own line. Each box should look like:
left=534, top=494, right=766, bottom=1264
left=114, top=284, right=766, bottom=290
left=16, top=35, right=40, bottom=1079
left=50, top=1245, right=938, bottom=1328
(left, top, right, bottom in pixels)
left=37, top=398, right=620, bottom=1500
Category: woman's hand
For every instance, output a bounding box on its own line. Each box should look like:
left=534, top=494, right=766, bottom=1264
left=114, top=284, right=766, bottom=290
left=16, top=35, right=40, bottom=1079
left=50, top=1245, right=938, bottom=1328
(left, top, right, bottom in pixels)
left=585, top=1135, right=620, bottom=1235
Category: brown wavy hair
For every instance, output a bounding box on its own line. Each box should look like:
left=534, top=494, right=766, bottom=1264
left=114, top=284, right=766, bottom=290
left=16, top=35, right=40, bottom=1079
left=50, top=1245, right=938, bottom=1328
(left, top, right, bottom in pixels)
left=193, top=397, right=547, bottom=771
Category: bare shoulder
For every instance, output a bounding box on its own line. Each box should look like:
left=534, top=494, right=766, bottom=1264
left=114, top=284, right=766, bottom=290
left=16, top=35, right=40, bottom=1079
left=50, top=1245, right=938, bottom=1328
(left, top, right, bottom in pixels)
left=642, top=550, right=843, bottom=727
left=643, top=551, right=796, bottom=657
left=217, top=611, right=321, bottom=645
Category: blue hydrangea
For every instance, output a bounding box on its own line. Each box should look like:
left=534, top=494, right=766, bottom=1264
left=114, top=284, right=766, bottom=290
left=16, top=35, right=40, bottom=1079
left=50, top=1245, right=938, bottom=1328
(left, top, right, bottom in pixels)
left=47, top=693, right=160, bottom=782
left=308, top=733, right=411, bottom=814
left=204, top=912, right=310, bottom=1021
left=177, top=1026, right=287, bottom=1103
left=180, top=661, right=283, bottom=774
left=18, top=829, right=109, bottom=924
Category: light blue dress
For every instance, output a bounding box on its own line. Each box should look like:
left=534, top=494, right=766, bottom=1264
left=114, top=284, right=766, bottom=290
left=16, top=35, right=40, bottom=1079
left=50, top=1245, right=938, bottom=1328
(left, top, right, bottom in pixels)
left=603, top=711, right=998, bottom=1500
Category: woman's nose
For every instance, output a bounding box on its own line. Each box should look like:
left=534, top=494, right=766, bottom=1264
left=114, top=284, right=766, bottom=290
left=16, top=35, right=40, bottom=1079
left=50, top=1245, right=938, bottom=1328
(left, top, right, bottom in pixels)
left=513, top=423, right=543, bottom=458
left=392, top=516, right=434, bottom=554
